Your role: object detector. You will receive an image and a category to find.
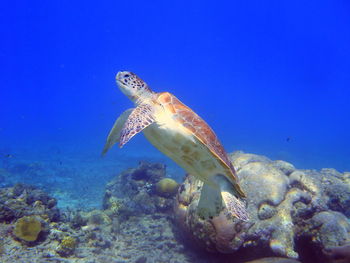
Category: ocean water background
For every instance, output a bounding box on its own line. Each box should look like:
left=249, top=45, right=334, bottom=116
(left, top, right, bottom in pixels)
left=1, top=0, right=349, bottom=208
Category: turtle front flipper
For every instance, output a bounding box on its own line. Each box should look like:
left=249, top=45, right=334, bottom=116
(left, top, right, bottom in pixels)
left=102, top=108, right=134, bottom=155
left=119, top=104, right=155, bottom=148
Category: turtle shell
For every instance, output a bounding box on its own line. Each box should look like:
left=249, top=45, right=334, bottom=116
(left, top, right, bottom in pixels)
left=156, top=92, right=246, bottom=198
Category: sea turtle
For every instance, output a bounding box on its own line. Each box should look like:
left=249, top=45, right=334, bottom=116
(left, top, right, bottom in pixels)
left=102, top=71, right=249, bottom=221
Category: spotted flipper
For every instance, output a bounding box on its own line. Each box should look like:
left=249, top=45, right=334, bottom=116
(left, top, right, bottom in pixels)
left=102, top=108, right=133, bottom=156
left=221, top=191, right=249, bottom=221
left=119, top=104, right=155, bottom=148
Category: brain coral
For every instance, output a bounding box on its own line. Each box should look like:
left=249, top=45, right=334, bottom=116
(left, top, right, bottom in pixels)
left=155, top=178, right=179, bottom=197
left=14, top=216, right=42, bottom=242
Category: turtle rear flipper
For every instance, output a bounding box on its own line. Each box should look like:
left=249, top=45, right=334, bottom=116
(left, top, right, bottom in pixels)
left=221, top=191, right=249, bottom=221
left=213, top=174, right=249, bottom=221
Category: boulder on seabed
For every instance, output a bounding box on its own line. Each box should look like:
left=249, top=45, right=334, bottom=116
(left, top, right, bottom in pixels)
left=174, top=151, right=350, bottom=262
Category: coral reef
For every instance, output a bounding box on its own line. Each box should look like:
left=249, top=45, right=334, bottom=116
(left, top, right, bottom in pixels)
left=0, top=204, right=208, bottom=263
left=0, top=156, right=349, bottom=263
left=103, top=161, right=177, bottom=216
left=0, top=183, right=60, bottom=223
left=174, top=151, right=350, bottom=261
left=0, top=162, right=212, bottom=263
left=130, top=161, right=166, bottom=182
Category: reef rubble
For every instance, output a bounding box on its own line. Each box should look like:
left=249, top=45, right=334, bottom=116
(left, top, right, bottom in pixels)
left=0, top=162, right=212, bottom=263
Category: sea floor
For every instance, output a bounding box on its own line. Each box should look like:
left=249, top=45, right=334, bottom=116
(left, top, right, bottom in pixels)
left=1, top=142, right=348, bottom=263
left=0, top=143, right=184, bottom=210
left=0, top=145, right=235, bottom=263
left=0, top=213, right=221, bottom=263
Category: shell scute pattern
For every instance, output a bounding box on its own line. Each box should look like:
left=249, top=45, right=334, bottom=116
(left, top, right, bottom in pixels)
left=157, top=92, right=240, bottom=185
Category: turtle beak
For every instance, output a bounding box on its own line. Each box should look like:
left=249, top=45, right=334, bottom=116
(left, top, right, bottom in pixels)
left=115, top=71, right=130, bottom=90
left=115, top=71, right=125, bottom=85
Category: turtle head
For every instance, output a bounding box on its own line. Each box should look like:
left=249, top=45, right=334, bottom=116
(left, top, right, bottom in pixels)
left=116, top=71, right=153, bottom=103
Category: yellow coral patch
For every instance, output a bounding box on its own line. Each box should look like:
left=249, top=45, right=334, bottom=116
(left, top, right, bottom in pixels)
left=61, top=236, right=76, bottom=249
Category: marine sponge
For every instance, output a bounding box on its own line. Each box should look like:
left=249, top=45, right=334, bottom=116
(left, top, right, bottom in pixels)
left=87, top=210, right=111, bottom=225
left=57, top=236, right=77, bottom=257
left=61, top=236, right=77, bottom=249
left=155, top=178, right=179, bottom=197
left=108, top=196, right=123, bottom=215
left=14, top=216, right=42, bottom=242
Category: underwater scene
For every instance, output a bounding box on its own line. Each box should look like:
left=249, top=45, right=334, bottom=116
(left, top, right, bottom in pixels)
left=1, top=1, right=350, bottom=263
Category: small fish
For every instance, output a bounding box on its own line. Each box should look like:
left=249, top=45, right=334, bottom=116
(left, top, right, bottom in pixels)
left=286, top=137, right=291, bottom=142
left=3, top=154, right=13, bottom=158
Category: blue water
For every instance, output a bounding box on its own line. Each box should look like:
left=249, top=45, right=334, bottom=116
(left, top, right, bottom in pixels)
left=1, top=1, right=350, bottom=207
